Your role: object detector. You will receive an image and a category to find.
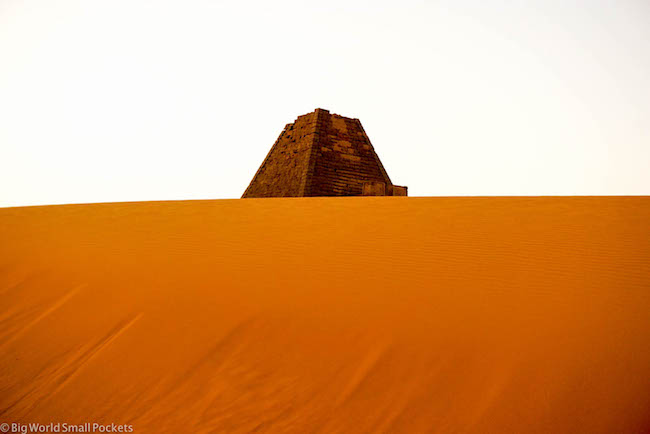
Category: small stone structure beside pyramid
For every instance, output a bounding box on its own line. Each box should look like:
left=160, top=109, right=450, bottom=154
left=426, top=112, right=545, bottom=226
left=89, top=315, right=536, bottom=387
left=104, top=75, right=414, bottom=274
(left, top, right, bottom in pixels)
left=242, top=109, right=407, bottom=198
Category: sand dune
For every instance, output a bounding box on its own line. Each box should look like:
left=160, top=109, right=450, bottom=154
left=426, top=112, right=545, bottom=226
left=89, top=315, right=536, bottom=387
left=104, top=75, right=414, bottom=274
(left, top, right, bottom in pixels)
left=1, top=197, right=649, bottom=433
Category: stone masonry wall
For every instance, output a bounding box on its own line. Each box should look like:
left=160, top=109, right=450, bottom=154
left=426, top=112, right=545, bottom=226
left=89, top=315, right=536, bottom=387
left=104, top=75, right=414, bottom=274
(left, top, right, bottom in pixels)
left=304, top=109, right=393, bottom=197
left=242, top=109, right=401, bottom=198
left=242, top=112, right=317, bottom=198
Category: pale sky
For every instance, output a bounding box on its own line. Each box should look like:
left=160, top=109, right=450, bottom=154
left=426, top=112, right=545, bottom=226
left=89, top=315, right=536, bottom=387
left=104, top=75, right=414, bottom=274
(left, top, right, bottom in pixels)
left=1, top=0, right=649, bottom=207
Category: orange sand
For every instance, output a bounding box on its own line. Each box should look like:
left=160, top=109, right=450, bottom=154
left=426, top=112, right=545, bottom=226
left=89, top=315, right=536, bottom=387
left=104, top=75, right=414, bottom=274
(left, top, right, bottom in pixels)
left=1, top=197, right=649, bottom=433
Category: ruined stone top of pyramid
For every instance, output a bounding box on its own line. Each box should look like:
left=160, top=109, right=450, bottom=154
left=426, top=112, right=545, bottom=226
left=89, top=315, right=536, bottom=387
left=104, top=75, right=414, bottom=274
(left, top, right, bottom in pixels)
left=242, top=108, right=407, bottom=198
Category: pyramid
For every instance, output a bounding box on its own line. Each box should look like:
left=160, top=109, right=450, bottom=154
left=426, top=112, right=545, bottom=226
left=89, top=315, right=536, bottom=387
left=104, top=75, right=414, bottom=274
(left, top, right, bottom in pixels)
left=242, top=109, right=407, bottom=198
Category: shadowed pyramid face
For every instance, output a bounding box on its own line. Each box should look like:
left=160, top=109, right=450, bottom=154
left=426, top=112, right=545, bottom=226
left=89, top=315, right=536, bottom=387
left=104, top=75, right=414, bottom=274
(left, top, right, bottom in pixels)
left=242, top=109, right=406, bottom=198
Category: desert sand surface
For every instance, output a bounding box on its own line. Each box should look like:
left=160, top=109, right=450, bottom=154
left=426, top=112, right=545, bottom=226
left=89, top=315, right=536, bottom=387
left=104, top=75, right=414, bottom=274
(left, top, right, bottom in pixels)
left=1, top=196, right=649, bottom=433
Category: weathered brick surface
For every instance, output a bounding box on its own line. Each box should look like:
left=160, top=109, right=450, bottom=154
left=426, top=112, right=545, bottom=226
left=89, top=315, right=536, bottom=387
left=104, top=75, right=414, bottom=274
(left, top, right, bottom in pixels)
left=242, top=109, right=406, bottom=198
left=391, top=185, right=408, bottom=196
left=362, top=181, right=387, bottom=196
